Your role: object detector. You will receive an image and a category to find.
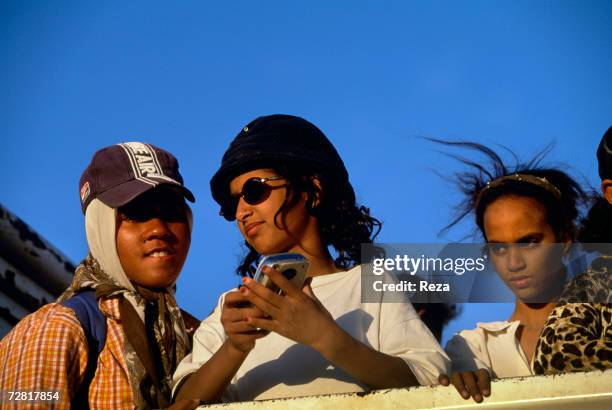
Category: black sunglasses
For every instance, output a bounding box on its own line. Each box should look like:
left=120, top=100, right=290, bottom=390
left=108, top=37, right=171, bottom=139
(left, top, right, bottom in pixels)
left=220, top=176, right=286, bottom=221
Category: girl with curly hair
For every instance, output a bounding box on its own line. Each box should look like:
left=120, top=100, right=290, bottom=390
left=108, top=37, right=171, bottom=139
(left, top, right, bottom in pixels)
left=173, top=115, right=450, bottom=403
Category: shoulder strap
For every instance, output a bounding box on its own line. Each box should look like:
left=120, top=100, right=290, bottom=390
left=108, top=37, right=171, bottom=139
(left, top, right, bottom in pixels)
left=61, top=290, right=107, bottom=409
left=62, top=290, right=107, bottom=354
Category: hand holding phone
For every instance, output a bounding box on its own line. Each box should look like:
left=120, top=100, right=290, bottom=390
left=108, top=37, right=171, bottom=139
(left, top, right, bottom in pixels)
left=253, top=253, right=309, bottom=295
left=241, top=254, right=338, bottom=349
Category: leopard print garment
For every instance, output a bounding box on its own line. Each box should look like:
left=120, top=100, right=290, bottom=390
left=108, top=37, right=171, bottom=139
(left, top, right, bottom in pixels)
left=533, top=256, right=612, bottom=374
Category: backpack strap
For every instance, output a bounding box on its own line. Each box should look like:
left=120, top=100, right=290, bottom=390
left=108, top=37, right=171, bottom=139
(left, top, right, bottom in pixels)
left=61, top=290, right=107, bottom=409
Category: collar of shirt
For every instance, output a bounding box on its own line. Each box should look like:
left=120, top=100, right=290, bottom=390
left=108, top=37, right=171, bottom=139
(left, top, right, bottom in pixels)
left=477, top=320, right=533, bottom=377
left=476, top=320, right=519, bottom=333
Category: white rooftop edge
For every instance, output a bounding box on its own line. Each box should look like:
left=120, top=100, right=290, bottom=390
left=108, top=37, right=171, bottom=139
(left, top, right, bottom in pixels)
left=201, top=369, right=612, bottom=409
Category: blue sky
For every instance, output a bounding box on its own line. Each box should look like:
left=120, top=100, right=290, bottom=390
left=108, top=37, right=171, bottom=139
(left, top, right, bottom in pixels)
left=1, top=1, right=611, bottom=345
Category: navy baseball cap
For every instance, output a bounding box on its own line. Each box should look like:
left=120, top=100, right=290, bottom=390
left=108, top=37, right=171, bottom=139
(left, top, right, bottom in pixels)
left=79, top=142, right=195, bottom=214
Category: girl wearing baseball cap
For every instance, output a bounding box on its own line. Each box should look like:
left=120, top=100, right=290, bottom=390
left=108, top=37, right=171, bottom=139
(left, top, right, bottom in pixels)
left=173, top=115, right=450, bottom=403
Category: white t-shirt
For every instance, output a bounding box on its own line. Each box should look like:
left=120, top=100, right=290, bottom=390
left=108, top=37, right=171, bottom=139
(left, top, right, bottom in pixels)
left=445, top=321, right=533, bottom=378
left=173, top=265, right=450, bottom=402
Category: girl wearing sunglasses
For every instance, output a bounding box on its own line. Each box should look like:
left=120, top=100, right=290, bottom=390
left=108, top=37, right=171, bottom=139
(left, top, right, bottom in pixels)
left=173, top=114, right=450, bottom=403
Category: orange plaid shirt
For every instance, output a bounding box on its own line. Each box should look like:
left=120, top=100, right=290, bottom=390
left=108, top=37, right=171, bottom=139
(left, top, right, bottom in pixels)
left=0, top=298, right=134, bottom=409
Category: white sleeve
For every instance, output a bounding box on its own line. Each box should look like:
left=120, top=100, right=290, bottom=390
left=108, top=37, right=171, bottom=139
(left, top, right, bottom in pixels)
left=171, top=292, right=228, bottom=395
left=380, top=301, right=452, bottom=386
left=444, top=329, right=490, bottom=373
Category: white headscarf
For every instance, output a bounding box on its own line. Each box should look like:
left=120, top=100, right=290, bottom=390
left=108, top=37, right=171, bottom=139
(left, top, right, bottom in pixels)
left=85, top=197, right=193, bottom=293
left=85, top=198, right=135, bottom=290
left=59, top=197, right=193, bottom=408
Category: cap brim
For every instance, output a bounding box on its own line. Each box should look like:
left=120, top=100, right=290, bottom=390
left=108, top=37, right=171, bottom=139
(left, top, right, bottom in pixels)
left=98, top=179, right=195, bottom=209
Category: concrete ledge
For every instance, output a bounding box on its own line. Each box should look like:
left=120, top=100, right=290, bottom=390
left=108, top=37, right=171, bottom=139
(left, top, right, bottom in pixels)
left=203, top=369, right=612, bottom=409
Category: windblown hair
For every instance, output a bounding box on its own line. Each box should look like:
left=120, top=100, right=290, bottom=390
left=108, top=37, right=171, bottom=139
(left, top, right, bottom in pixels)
left=236, top=162, right=382, bottom=277
left=429, top=139, right=587, bottom=241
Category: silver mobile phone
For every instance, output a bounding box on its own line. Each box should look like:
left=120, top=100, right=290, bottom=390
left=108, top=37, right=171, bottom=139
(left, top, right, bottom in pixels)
left=253, top=253, right=309, bottom=295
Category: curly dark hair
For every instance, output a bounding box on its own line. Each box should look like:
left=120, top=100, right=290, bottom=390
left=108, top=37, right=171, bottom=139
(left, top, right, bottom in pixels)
left=428, top=139, right=588, bottom=241
left=236, top=162, right=382, bottom=277
left=578, top=194, right=612, bottom=244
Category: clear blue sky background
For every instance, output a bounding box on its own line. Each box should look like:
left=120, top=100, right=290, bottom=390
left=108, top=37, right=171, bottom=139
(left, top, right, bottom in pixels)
left=1, top=1, right=610, bottom=345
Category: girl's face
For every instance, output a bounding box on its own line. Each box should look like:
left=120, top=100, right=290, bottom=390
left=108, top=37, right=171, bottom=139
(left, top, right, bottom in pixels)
left=483, top=195, right=567, bottom=303
left=229, top=168, right=316, bottom=255
left=116, top=188, right=191, bottom=288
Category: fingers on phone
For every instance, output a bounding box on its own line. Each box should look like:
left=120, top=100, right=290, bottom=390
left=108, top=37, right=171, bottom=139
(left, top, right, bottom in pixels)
left=263, top=266, right=300, bottom=296
left=224, top=320, right=257, bottom=334
left=224, top=290, right=250, bottom=306
left=246, top=291, right=281, bottom=317
left=243, top=275, right=284, bottom=306
left=225, top=305, right=266, bottom=321
left=223, top=316, right=270, bottom=336
left=244, top=316, right=275, bottom=332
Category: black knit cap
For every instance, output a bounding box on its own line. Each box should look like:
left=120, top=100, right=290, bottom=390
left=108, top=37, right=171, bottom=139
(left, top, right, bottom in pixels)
left=596, top=126, right=612, bottom=180
left=210, top=114, right=350, bottom=211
